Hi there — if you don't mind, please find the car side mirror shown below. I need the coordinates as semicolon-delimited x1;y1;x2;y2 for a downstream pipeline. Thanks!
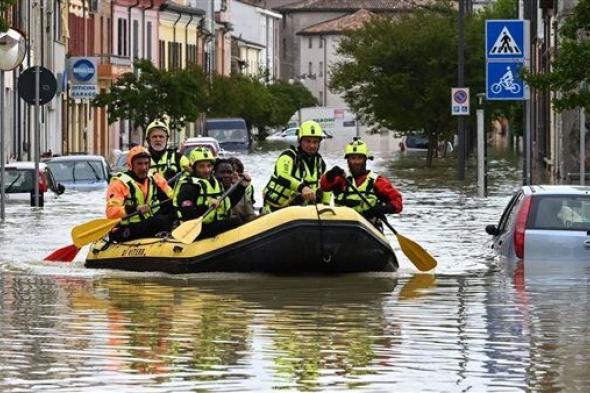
485;224;500;236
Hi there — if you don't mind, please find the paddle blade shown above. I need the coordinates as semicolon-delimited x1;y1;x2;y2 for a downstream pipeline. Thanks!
44;244;80;262
396;233;437;271
71;218;120;248
171;217;203;244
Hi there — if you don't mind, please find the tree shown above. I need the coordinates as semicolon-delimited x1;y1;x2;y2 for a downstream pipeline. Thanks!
93;60;208;134
267;80;317;129
208;75;317;139
330;10;460;165
524;0;590;111
0;0;16;32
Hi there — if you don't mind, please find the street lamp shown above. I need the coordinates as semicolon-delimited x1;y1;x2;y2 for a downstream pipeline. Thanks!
0;28;27;222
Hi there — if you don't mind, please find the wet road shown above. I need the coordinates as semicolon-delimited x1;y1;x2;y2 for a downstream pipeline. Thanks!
1;131;589;392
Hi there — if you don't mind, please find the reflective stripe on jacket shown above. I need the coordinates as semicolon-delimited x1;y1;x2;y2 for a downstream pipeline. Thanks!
174;175;231;224
263;146;330;209
334;171;380;214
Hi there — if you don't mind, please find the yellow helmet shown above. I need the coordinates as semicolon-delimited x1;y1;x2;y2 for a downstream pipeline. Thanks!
189;147;216;166
344;138;372;159
298;120;326;139
145;119;169;138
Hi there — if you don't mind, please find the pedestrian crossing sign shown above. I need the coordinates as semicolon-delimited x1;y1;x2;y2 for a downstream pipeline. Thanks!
486;20;529;61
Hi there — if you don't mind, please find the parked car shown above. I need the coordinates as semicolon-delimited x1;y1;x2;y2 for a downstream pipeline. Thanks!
485;185;590;263
267;127;299;143
46;155;111;191
112;149;129;172
2;162;63;206
180;137;223;158
399;134;453;153
204;118;252;151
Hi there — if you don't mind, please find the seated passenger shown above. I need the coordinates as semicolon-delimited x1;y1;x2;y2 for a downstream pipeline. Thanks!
320;138;403;231
227;157;257;221
106;146;174;242
173;148;251;240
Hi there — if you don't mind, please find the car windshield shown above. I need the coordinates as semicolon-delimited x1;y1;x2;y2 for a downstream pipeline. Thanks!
208;128;248;143
47;160;106;182
115;153;128;169
529;196;590;230
1;169;34;193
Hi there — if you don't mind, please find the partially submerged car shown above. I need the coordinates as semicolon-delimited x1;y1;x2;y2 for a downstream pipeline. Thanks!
180;137;223;158
2;162;63;206
486;185;590;266
46;155;111;191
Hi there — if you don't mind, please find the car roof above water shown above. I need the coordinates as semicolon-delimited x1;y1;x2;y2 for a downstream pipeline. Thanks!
48;155;106;162
523;185;590;196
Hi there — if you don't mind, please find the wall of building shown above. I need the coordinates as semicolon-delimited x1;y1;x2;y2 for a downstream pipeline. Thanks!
299;34;346;108
279;11;346;81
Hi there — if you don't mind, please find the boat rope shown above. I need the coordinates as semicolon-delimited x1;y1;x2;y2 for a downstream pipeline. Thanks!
314;203;331;264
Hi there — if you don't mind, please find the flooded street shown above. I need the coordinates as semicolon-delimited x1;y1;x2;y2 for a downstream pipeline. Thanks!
1;132;589;392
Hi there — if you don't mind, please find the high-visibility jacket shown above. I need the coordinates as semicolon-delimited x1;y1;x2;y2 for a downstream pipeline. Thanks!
263;146;330;210
149;149;189;181
174;175;231;224
334;172;380;214
106;172;172;225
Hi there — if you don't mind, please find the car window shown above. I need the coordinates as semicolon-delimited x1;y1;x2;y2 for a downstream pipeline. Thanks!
498;191;523;232
1;169;34;193
285;128;298;136
528;196;590;230
48;161;107;182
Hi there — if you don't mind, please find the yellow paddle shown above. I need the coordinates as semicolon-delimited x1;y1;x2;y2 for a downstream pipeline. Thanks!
343;178;437;271
71;199;172;248
172;177;244;244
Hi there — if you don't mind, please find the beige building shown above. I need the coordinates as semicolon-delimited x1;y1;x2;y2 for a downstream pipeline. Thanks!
296;9;374;107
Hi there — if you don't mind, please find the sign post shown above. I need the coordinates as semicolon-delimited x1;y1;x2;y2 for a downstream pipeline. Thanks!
451;87;470;116
0;28;27;222
486;19;531;184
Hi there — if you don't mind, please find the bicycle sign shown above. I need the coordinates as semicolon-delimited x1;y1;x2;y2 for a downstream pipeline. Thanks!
486;62;527;100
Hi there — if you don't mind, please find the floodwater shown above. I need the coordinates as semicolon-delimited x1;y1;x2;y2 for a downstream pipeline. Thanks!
1;131;589;392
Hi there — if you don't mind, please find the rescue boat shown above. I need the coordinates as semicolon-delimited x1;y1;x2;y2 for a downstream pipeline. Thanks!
85;205;398;274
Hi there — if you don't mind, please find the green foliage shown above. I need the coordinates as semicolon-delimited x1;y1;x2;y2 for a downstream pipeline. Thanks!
266;80;317;127
0;0;16;32
330;9;460;160
209;76;316;139
525;0;590;111
330;0;522;158
94;60;316;140
93;60;208;133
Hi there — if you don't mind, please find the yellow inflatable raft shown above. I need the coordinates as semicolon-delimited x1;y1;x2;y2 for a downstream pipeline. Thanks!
85;205;398;274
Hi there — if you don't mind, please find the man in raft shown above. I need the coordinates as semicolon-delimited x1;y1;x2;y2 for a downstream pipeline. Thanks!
173;147;252;239
262;120;331;213
106;146;175;241
320;137;403;230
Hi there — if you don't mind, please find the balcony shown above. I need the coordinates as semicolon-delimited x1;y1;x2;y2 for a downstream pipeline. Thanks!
96;54;133;80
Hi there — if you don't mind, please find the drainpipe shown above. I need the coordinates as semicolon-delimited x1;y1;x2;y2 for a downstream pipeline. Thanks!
127;0;140;147
128;0;140;60
172;12;182;69
143;0;155;60
184;14;193;66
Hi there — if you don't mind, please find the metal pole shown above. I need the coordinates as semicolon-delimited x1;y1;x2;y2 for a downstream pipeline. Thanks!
1;71;6;221
581;104;586;185
477;106;485;197
210;0;216;75
457;0;465;180
33;0;43;207
524;98;531;185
